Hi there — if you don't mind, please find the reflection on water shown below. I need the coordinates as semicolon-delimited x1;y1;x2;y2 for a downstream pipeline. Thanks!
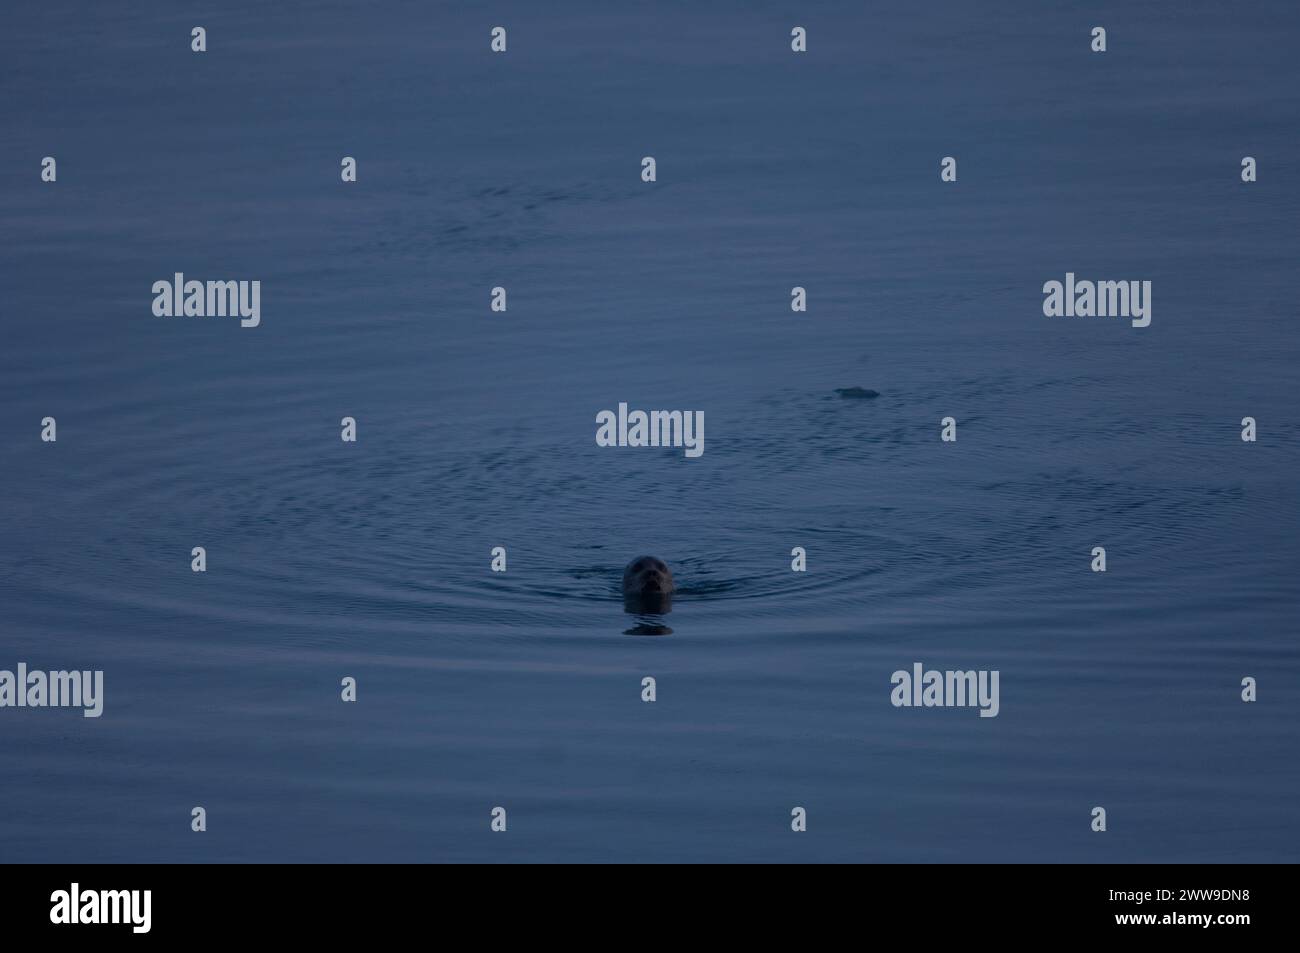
623;617;673;637
623;593;673;616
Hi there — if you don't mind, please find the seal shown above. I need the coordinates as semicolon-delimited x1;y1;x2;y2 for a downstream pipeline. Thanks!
622;555;674;614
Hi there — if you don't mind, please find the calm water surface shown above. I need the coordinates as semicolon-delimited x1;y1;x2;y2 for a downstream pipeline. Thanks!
1;1;1298;862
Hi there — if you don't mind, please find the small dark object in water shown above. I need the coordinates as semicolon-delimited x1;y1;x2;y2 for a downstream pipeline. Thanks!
835;387;880;399
622;555;674;615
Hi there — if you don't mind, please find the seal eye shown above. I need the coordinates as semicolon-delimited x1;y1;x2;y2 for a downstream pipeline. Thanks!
634;560;650;572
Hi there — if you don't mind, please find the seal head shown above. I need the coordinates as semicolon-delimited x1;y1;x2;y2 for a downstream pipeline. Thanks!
622;555;674;614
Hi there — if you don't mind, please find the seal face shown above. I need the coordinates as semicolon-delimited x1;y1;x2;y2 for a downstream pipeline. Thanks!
622;556;674;614
623;556;674;596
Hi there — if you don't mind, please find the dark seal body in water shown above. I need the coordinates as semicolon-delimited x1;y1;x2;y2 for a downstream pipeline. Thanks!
622;555;674;615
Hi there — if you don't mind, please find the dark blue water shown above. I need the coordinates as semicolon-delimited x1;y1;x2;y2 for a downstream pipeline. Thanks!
2;0;1298;862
